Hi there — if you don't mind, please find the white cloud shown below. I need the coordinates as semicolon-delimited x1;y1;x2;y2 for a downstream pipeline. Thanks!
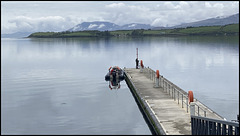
151;1;239;27
163;2;176;9
105;2;125;8
213;3;224;9
104;2;151;25
1;1;239;33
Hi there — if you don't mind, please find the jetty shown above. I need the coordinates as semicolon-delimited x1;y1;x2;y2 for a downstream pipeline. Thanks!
124;66;239;135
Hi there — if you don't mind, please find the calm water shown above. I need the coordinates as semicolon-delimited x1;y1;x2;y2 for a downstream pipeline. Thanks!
1;36;239;134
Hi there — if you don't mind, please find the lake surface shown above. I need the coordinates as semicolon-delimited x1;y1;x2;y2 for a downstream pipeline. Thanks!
1;36;239;134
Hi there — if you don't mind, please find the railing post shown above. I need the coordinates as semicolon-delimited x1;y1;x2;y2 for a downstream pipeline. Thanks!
222;124;226;135
162;76;164;88
168;83;170;95
191;117;194;135
178;91;179;104
154;71;155;82
152;70;154;81
186;97;189;113
149;70;151;79
182;93;184;108
152;70;153;80
190;102;196;116
169;84;171;95
228;125;233;135
212;122;216;135
217;123;221;135
204;120;209;135
159;76;162;87
236;126;239;135
164;81;166;92
205;120;208;135
166;82;167;92
198;106;200;116
148;68;151;79
173;88;176;101
155;78;159;88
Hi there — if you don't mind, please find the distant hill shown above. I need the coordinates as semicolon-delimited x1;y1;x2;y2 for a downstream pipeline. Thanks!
154;13;239;30
67;21;153;31
1;32;33;38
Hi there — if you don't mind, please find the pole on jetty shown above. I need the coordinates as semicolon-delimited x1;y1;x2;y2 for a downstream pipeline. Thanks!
137;48;138;59
136;48;139;69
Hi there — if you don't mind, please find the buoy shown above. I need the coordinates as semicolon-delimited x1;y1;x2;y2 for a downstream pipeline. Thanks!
188;91;194;104
156;70;160;78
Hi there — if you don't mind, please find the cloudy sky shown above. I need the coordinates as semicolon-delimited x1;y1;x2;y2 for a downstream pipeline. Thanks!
1;1;239;34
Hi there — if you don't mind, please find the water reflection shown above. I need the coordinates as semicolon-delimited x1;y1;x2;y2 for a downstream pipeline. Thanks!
105;66;125;90
1;35;239;134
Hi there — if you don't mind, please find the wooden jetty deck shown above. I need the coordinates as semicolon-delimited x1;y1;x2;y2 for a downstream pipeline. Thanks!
124;67;225;135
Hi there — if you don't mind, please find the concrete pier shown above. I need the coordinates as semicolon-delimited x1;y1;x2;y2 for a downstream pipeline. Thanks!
124;68;224;135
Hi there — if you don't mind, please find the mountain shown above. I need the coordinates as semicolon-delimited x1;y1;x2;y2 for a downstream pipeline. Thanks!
1;32;33;38
69;13;239;32
169;13;239;29
67;21;153;31
121;23;153;30
67;21;120;31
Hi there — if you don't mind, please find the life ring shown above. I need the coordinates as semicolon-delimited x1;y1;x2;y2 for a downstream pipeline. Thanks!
156;70;160;78
188;91;194;104
109;66;112;71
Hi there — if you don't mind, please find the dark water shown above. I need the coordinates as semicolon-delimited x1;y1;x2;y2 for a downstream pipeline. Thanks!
1;36;239;134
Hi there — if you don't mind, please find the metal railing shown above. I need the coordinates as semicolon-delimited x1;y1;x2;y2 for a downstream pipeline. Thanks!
142;67;220;118
143;67;190;113
191;115;239;135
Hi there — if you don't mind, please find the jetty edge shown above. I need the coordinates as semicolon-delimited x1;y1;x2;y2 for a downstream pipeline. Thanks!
123;66;236;135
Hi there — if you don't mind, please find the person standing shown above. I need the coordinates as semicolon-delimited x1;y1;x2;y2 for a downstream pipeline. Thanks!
136;58;139;69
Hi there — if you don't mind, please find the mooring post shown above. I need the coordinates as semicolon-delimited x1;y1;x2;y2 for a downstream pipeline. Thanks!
140;60;144;73
154;70;160;88
190;102;196;116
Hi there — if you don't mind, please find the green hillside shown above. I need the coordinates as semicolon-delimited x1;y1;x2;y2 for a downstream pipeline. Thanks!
28;24;239;38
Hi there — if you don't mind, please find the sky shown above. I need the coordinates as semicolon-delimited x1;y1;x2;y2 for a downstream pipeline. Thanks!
1;1;239;34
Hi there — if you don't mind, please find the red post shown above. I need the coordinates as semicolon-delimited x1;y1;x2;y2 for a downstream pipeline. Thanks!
156;70;159;78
